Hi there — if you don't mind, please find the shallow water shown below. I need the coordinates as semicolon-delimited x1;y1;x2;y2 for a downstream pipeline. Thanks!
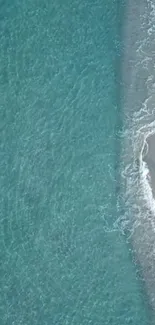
0;0;153;324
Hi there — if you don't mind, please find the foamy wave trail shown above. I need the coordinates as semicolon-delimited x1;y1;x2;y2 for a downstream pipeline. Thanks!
120;0;155;310
140;137;155;217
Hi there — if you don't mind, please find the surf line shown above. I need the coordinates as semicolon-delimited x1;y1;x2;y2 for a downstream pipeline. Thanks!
132;130;155;312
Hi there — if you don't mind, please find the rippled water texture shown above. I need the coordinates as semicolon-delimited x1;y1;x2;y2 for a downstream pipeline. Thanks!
0;1;153;324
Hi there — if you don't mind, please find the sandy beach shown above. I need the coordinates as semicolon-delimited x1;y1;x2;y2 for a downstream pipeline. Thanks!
144;134;155;198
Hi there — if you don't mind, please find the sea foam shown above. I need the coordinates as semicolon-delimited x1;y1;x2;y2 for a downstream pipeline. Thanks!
119;0;155;311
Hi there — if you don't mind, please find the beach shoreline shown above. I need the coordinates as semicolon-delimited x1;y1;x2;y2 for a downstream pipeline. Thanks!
120;0;155;317
143;134;155;199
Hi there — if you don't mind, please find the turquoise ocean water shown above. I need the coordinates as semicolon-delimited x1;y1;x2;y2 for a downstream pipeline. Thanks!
0;0;154;324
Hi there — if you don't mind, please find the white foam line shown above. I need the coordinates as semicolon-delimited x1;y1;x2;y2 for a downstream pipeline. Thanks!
138;131;155;230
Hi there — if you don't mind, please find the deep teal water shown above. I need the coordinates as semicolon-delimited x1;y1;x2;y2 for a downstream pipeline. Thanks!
0;1;153;324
